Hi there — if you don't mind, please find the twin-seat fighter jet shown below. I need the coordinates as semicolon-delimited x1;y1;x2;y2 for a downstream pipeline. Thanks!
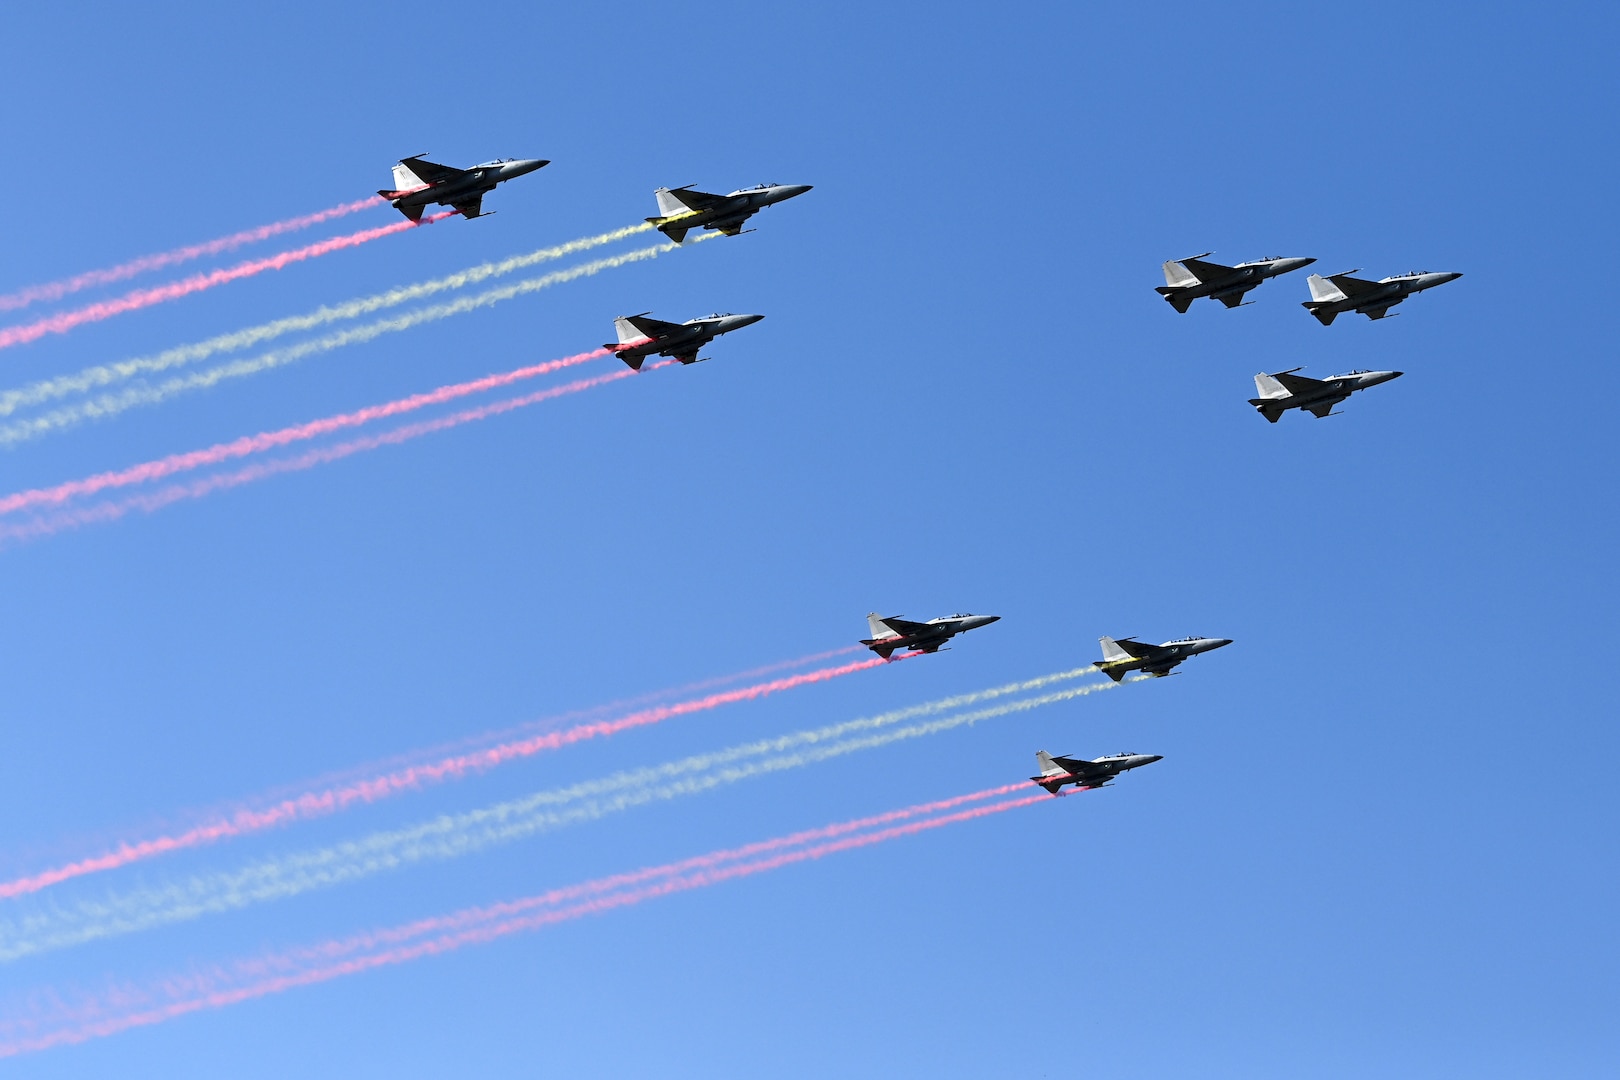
1030;750;1162;796
861;612;1000;659
1302;269;1462;324
605;312;764;370
1095;635;1231;681
1249;368;1403;422
378;155;549;221
1156;253;1316;312
647;183;813;242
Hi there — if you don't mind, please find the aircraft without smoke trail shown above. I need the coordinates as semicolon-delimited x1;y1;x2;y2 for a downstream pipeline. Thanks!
1094;635;1231;681
1302;268;1462;324
378;155;549;221
606;312;764;371
1030;750;1163;796
1156;253;1316;312
1249;367;1403;422
646;183;813;243
860;612;1000;659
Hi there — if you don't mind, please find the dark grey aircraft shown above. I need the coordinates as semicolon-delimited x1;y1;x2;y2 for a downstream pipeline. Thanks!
861;612;1000;659
378;155;549;221
1302;269;1462;324
1095;635;1231;682
605;312;763;370
1031;750;1162;796
646;183;813;243
1249;367;1403;422
1156;253;1316;312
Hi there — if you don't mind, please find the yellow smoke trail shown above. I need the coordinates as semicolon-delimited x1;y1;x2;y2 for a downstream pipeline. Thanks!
0;236;707;448
0;669;1139;962
0;221;656;421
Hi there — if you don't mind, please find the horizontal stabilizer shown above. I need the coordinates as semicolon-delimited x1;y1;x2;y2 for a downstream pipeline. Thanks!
1305;305;1339;326
1249;400;1285;423
616;352;645;372
656;223;690;244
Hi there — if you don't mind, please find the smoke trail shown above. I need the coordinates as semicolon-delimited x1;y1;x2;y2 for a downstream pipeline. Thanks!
0;349;613;516
0;222;658;420
0;236;704;447
0;198;383;314
0;788;1048;1057
0;360;675;546
0;655;890;900
0;672;1130;960
0;213;454;352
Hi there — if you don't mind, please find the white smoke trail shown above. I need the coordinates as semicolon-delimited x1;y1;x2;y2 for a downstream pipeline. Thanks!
0;669;1133;962
0;237;705;447
0;222;657;423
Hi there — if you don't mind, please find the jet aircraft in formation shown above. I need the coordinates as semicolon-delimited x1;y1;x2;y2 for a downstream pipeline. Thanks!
1302;269;1463;324
379;155;549;221
647;183;813;243
1030;750;1162;796
606;312;764;370
1156;253;1316;312
1249;367;1403;421
1095;635;1232;681
860;612;1000;659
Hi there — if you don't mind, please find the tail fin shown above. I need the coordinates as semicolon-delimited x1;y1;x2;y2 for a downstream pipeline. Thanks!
866;613;899;641
614;316;648;345
1249;400;1285;423
657;223;690;244
654;188;691;218
1306;274;1347;303
1305;305;1339;326
616;353;645;372
1252;373;1288;400
1162;260;1200;288
1035;750;1065;776
392;162;427;192
388;202;424;222
1098;636;1132;663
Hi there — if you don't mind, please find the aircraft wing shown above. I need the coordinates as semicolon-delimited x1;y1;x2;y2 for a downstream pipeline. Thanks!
400;156;469;185
879;617;932;637
1178;256;1236;282
1217;291;1251;308
1110;638;1162;660
451;194;485;219
1363;303;1399;319
664;186;729;212
622;314;684;340
1273;371;1330;396
1307;401;1344;418
1327;272;1385;297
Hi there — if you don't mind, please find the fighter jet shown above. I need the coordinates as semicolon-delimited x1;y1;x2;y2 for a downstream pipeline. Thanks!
605;312;764;370
647;183;813;243
1302;269;1463;325
1249;367;1403;422
861;612;1000;659
1095;635;1231;682
1156;253;1316;312
378;154;549;221
1030;750;1162;796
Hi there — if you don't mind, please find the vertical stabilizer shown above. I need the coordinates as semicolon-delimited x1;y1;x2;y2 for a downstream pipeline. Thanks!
1307;274;1348;303
614;316;648;345
1098;636;1132;663
1162;260;1201;288
866;613;899;641
392;162;427;192
1253;373;1288;399
1035;751;1065;776
654;188;691;218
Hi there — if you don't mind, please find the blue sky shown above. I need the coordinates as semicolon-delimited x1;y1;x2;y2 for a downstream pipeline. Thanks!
0;2;1615;1075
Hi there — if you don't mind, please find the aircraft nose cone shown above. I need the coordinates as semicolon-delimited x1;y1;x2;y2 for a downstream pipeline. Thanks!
1144;755;1164;765
778;184;813;199
733;314;765;328
507;159;549;177
1211;638;1233;649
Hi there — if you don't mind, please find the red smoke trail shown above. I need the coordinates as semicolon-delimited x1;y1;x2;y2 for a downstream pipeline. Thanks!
0;348;613;516
0;361;667;546
0;788;1046;1056
0;198;383;314
0;212;453;351
0;654;888;900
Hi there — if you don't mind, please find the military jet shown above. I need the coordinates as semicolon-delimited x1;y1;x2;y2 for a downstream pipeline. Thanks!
378;155;549;221
861;612;1000;659
1095;635;1231;682
1249;367;1403;422
1156;253;1316;312
647;183;813;243
1030;750;1163;796
1302;269;1463;324
605;312;764;370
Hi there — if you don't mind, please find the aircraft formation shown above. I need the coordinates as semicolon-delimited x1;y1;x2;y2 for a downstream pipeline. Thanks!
367;150;1465;801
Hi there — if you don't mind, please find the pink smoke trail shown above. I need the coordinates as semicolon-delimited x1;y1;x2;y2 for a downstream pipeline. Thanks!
0;361;666;546
0;654;890;901
0;348;613;516
0;212;453;351
0;198;383;314
0;788;1047;1056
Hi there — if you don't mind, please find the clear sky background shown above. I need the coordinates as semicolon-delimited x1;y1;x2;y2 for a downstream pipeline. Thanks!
0;2;1615;1075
